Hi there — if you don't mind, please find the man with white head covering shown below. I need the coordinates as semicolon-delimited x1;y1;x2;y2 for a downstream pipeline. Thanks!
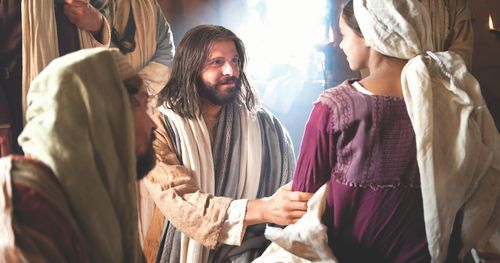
256;0;499;262
0;47;155;262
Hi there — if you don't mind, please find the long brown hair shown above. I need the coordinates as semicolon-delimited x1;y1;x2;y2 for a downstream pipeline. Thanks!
158;24;258;119
342;0;363;37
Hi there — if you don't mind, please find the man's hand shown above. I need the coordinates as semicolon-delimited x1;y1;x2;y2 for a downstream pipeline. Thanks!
245;182;314;226
0;127;12;157
64;0;103;33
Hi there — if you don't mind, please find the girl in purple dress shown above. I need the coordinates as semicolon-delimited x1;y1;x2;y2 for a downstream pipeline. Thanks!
291;0;500;262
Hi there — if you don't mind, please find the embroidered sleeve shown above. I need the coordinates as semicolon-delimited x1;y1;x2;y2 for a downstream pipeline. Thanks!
292;102;336;193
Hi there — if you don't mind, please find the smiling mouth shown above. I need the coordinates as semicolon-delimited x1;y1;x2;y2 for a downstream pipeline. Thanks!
220;82;235;87
218;78;237;89
219;79;236;85
219;76;238;84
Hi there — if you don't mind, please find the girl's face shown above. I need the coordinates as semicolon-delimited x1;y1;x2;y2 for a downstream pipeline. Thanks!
338;16;370;71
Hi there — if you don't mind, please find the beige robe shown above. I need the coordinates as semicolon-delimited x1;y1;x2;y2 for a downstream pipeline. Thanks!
21;0;171;120
21;0;111;120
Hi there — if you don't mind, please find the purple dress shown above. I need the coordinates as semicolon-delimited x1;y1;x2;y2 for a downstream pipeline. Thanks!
292;81;431;262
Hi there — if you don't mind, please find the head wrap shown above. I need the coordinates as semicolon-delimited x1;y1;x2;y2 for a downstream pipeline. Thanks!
354;0;433;59
18;47;144;262
354;1;500;261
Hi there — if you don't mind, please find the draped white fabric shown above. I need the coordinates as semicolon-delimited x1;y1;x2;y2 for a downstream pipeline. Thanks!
354;0;500;262
159;105;262;263
253;184;337;263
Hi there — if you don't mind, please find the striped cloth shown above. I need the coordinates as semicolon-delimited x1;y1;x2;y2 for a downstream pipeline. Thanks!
156;103;295;263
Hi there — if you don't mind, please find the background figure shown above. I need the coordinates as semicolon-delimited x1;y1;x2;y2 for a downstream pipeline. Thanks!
1;0;110;157
23;0;175;106
99;0;175;101
287;0;498;262
21;0;109;121
0;0;174;157
141;25;313;263
0;48;154;262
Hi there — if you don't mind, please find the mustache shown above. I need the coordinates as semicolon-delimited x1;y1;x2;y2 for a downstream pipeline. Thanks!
217;76;239;85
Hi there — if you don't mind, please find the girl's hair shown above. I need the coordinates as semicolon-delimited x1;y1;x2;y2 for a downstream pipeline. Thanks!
342;0;363;36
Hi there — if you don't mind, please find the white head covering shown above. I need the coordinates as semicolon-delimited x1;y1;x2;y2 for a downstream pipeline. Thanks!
354;1;500;262
354;0;433;59
18;47;144;262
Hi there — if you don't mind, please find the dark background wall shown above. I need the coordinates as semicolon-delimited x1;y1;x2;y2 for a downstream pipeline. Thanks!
470;0;500;130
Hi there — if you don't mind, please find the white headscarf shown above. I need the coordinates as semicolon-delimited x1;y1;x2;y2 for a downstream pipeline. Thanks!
18;47;144;262
354;0;500;262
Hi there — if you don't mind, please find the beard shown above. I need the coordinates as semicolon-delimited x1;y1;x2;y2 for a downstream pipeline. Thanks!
136;138;156;180
198;76;241;105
